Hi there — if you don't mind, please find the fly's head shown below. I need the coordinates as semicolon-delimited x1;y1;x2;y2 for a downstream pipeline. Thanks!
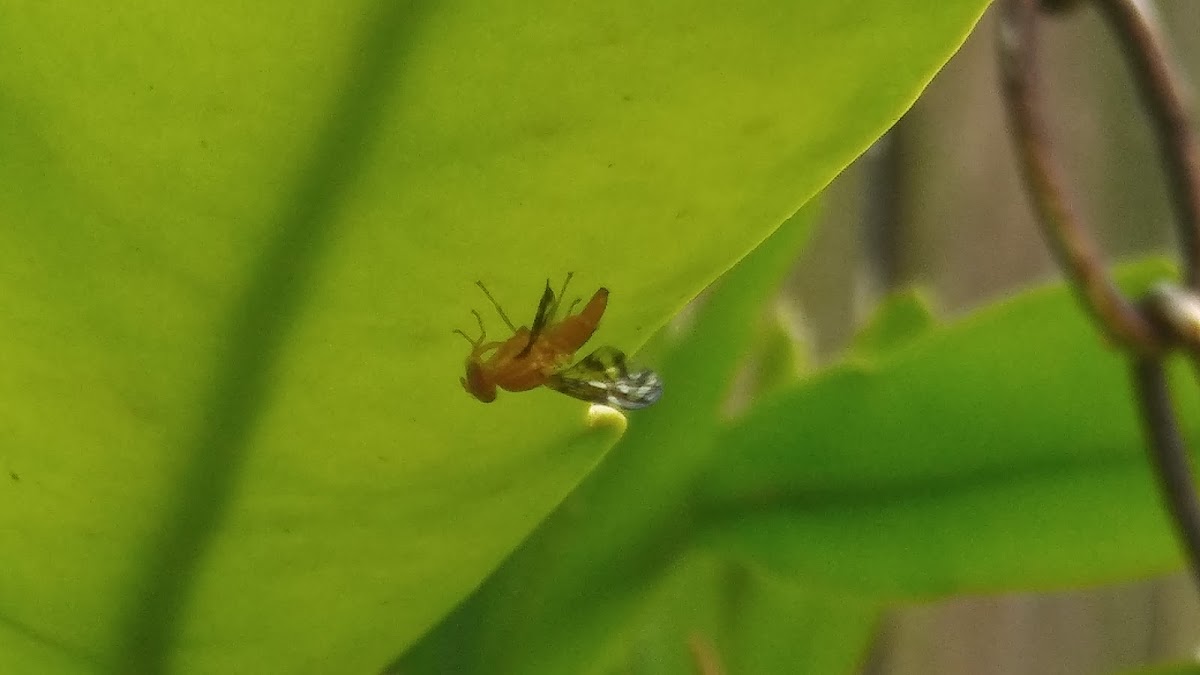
461;359;497;403
455;307;498;403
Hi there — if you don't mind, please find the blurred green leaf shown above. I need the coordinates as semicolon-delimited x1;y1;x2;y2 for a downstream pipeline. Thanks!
592;556;879;675
741;308;811;405
847;289;937;361
0;1;988;673
697;260;1196;598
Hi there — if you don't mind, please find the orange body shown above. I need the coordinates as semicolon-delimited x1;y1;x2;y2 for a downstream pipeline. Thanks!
459;284;608;403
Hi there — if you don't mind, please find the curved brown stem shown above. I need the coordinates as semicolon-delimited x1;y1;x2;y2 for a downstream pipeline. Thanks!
1093;0;1200;289
996;0;1163;354
999;0;1200;592
1131;358;1200;591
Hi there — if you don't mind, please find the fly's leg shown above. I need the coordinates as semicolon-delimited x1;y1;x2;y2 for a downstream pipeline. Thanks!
548;272;574;319
475;281;516;332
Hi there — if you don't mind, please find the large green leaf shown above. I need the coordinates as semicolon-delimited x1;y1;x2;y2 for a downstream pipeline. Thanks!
0;1;987;673
697;261;1198;598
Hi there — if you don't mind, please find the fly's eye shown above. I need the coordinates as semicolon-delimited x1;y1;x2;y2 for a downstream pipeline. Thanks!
463;362;497;402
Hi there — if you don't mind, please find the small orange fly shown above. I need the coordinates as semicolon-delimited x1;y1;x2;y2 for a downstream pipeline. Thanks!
454;273;662;409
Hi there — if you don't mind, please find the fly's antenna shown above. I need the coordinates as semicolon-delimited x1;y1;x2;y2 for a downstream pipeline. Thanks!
550;272;574;318
453;309;487;345
475;281;516;331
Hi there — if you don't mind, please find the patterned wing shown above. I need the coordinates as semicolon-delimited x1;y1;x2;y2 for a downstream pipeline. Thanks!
547;346;663;410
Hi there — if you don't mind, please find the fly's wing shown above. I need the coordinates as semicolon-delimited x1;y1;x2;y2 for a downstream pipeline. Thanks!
518;281;556;358
547;346;663;410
